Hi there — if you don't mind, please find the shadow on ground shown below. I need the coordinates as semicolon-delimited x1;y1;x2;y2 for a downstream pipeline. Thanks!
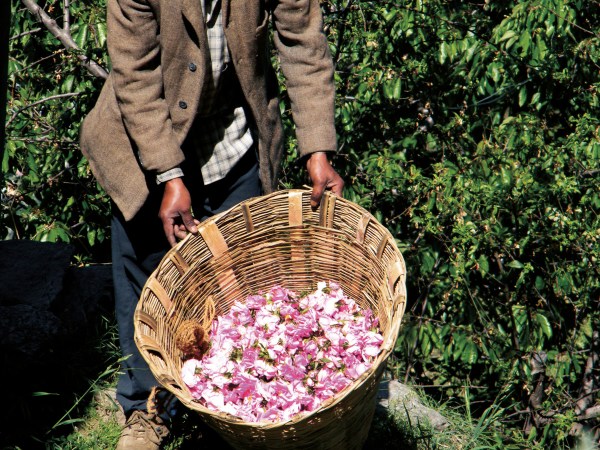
165;409;421;450
0;240;115;449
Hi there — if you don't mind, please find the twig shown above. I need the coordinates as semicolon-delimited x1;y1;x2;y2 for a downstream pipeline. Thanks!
10;49;64;74
9;136;77;144
578;404;600;421
581;168;600;178
541;4;598;37
10;27;42;40
6;92;82;128
418;384;488;389
63;0;70;35
575;330;599;416
20;0;108;79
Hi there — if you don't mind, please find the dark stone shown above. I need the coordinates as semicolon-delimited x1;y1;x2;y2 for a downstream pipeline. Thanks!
0;304;61;356
52;264;114;335
0;240;73;308
0;241;117;448
0;240;114;359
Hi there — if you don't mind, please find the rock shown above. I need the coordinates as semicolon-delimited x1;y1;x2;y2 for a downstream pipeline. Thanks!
0;304;61;355
52;264;113;335
0;240;113;359
0;240;117;449
94;387;126;426
376;379;450;431
0;240;73;308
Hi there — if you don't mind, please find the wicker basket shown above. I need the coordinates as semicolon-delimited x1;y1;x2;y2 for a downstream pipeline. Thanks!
135;189;406;450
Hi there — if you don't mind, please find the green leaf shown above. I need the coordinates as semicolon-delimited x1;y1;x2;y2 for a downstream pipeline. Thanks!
420;329;432;355
535;276;545;290
461;341;479;365
499;30;517;43
518;85;528;107
74;25;89;49
501;166;513;187
519;31;531;56
507;260;524;269
490;64;501;83
61;74;76;94
2;142;12;172
96;22;107;47
453;334;468;361
54;227;71;243
439;42;448;65
392;77;402;100
535;314;553;339
421;251;436;275
54;418;85;427
86;229;96;247
478;254;489;277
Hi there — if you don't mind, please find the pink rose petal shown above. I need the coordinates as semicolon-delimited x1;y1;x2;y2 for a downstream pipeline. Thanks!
181;283;383;423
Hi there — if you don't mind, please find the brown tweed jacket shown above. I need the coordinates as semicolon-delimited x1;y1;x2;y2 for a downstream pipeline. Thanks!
80;0;337;221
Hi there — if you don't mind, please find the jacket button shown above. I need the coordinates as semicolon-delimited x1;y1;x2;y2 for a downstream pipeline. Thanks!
189;62;197;72
179;101;187;109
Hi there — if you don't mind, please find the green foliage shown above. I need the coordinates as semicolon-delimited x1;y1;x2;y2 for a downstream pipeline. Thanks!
304;1;599;447
4;0;600;448
4;0;110;261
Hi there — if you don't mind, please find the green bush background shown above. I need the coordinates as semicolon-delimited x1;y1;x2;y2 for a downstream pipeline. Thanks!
4;0;599;447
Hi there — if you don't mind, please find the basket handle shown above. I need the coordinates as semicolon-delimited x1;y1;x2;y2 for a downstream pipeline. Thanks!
319;191;336;228
146;277;174;316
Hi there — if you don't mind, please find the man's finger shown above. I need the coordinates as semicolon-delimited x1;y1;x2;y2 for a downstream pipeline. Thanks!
162;218;177;247
330;177;344;197
174;224;188;241
310;183;325;209
180;209;198;234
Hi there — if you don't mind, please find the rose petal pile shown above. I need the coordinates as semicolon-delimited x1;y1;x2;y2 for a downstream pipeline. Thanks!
181;282;383;423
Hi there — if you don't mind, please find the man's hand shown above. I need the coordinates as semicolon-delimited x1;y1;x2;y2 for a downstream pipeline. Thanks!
305;151;344;209
159;177;198;246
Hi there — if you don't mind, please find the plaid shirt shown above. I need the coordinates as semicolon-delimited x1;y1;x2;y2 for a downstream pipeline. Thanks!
156;0;253;185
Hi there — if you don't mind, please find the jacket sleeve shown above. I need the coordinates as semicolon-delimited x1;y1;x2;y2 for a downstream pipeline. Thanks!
107;0;185;173
271;0;337;157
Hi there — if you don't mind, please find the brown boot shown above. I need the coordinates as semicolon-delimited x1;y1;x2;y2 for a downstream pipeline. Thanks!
116;410;170;450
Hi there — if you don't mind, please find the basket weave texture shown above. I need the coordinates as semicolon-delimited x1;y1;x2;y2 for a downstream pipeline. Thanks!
135;189;407;450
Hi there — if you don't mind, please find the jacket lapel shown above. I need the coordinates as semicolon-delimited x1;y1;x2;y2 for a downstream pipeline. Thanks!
222;0;230;27
181;0;204;42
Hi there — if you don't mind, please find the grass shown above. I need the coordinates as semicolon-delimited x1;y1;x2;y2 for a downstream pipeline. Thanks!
0;309;496;450
1;370;491;449
33;388;468;450
3;311;595;450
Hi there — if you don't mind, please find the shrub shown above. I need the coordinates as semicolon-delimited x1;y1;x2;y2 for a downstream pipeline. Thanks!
4;0;599;446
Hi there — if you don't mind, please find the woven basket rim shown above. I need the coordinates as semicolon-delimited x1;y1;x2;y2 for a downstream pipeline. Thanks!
134;188;407;429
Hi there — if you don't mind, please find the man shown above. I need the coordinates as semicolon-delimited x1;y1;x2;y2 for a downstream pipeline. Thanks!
80;0;343;447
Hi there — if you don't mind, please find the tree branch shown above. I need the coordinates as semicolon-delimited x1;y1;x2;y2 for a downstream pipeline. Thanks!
10;27;42;41
1;0;10;158
576;330;599;416
578;404;600;421
20;0;107;79
11;49;64;74
63;0;70;35
6;92;82;128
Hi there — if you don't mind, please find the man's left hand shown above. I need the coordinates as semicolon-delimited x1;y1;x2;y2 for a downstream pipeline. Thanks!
305;151;344;209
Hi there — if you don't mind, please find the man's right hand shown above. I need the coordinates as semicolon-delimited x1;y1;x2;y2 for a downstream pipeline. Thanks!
159;177;198;247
